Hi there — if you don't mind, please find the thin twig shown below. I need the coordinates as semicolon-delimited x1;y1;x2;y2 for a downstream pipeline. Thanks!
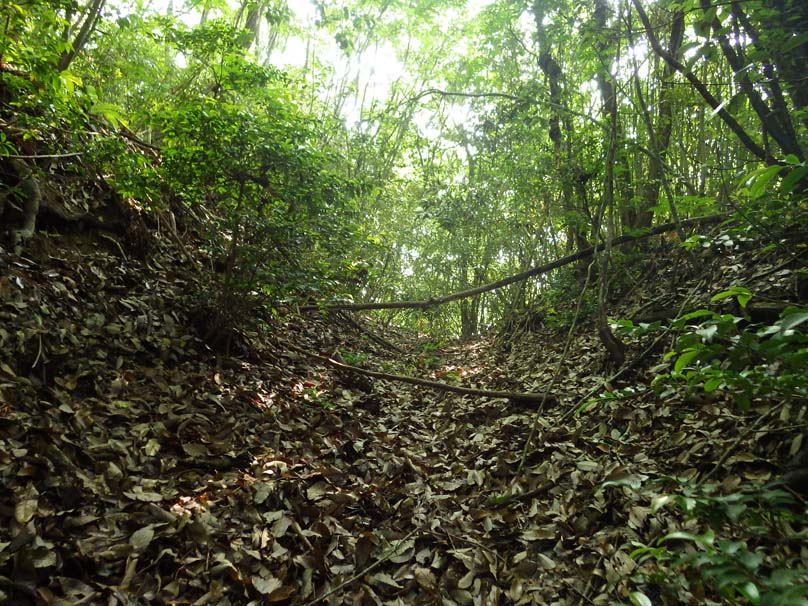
281;339;556;404
2;151;84;159
563;279;707;423
304;526;419;605
700;403;784;484
99;233;127;261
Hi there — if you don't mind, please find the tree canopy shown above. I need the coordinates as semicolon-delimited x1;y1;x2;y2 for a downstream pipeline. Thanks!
2;0;805;337
1;0;807;602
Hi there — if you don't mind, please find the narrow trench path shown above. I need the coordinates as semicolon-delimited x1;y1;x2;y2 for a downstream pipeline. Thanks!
1;237;803;606
273;321;618;604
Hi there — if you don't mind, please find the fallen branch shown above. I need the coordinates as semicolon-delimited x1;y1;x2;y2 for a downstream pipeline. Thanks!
284;342;556;405
303;215;726;312
334;311;407;354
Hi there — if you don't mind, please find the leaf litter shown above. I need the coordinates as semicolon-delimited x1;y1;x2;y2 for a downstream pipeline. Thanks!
0;230;806;605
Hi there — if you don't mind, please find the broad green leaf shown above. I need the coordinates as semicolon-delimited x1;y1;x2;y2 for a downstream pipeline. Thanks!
651;494;672;513
680;309;716;321
711;287;752;308
674;348;699;373
744;165;783;198
704;377;723;392
778;312;808;333
738;581;760;604
661;529;715;547
629;591;652;606
781;165;808;194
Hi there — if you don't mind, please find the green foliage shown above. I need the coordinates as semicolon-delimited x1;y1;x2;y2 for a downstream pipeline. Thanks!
623;480;808;605
149;34;364;303
341;351;370;366
659;304;808;410
615;300;808;411
2;0;806;342
537;266;598;328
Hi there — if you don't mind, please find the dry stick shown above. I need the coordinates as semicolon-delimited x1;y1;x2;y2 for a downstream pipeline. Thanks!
283;340;556;405
335;311;407;354
578;555;605;606
99;232;128;261
3;151;84;159
304;526;419;606
301;215;726;312
699;403;784;485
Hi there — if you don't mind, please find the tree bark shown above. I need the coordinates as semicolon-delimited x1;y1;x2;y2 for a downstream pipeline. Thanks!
701;0;803;160
634;9;683;229
285;342;557;405
532;0;589;253
632;0;774;165
57;0;106;72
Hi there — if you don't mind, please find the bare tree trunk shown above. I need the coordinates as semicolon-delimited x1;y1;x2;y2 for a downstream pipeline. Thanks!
633;8;683;229
592;0;625;367
632;0;773;164
57;0;106;72
532;0;589;253
700;0;804;160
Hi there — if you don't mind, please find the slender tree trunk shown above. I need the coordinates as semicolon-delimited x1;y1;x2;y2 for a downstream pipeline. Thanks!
632;0;774;164
632;8;683;228
700;0;803;160
592;0;626;366
532;0;589;253
628;9;683;233
57;0;106;72
766;0;808;129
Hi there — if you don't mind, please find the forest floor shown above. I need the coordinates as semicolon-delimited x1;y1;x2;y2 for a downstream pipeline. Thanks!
0;221;806;606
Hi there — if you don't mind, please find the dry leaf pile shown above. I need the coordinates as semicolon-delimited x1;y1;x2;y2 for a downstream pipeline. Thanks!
0;229;806;606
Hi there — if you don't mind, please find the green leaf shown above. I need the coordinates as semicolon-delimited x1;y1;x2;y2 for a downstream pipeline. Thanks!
90;102;128;129
674;348;699;373
744;165;783;198
782;31;808;52
629;591;653;606
781;165;808;194
680;309;716;321
738;581;760;604
704;377;723;392
661;529;715;547
778;312;808;333
711;287;752;309
651;494;672;513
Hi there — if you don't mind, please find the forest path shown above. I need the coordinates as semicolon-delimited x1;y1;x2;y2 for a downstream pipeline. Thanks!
0;233;801;605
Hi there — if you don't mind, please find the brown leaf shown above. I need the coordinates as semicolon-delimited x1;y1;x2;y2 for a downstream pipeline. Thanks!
355;533;375;568
15;497;38;524
252;575;282;595
129;525;154;553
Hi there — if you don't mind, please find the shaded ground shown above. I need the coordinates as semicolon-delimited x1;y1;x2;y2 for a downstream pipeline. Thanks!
1;227;806;605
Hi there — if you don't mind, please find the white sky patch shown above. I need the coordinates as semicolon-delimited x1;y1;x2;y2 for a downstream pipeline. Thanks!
272;0;495;129
135;0;496;140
